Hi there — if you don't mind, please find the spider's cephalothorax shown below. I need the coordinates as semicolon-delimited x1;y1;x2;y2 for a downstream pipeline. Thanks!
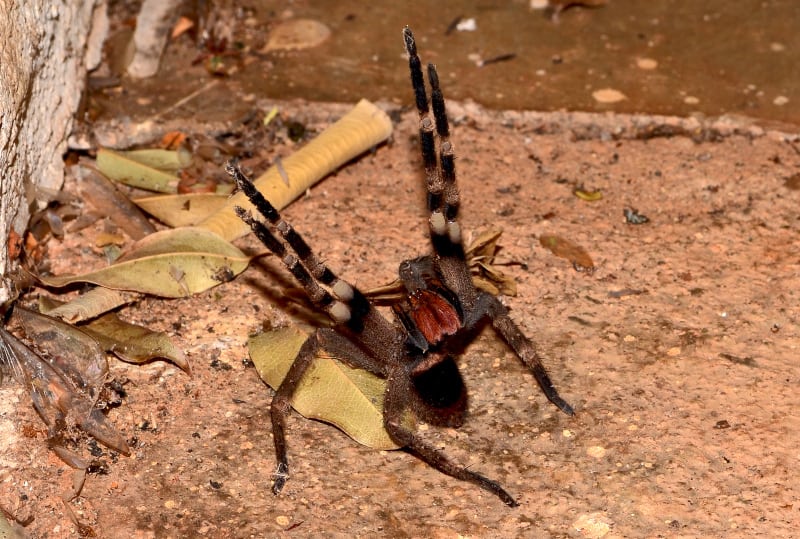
230;27;574;507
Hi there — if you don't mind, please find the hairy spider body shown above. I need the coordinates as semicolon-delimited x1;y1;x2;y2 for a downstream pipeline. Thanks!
230;27;573;507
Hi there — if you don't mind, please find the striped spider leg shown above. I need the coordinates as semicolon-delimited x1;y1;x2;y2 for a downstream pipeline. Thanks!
401;27;573;418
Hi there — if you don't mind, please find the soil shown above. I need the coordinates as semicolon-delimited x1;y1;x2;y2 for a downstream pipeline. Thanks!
2;102;799;538
2;3;800;537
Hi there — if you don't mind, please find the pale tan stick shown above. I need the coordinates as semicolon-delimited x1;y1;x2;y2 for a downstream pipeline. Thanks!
198;99;393;242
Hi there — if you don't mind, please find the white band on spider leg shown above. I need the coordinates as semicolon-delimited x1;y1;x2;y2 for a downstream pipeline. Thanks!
447;221;461;244
430;212;447;235
329;301;352;323
332;280;355;301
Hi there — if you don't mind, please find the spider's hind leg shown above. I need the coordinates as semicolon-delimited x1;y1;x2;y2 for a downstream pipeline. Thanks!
384;362;519;507
480;292;574;416
269;327;392;494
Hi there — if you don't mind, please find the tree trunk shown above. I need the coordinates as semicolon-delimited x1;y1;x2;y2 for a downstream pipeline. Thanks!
0;1;107;305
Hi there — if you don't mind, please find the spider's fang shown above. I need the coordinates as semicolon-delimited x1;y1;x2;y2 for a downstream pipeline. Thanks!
408;289;461;345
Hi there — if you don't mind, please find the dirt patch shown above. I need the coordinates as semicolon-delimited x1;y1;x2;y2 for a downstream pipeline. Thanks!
1;101;798;538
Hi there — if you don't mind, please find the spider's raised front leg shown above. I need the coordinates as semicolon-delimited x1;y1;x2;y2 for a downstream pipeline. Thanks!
403;29;574;417
228;162;401;362
404;27;477;309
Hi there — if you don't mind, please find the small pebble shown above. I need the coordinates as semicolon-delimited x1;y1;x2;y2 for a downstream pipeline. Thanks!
636;57;658;70
587;445;606;458
592;88;627;103
456;18;476;32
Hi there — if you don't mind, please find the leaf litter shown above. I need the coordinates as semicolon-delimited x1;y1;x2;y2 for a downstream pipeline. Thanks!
1;98;396;533
1;313;130;458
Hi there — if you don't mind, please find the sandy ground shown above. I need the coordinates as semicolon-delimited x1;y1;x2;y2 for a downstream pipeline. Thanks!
1;101;798;538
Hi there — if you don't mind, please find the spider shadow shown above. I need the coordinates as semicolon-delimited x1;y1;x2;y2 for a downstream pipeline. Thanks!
242;253;333;329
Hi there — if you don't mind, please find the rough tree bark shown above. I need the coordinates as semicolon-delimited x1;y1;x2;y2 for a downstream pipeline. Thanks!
0;1;107;305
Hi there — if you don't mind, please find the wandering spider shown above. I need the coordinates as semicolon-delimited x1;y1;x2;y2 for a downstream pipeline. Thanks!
228;27;574;507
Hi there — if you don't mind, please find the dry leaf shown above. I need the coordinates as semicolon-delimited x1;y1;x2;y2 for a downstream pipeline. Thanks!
41;288;139;324
573;187;603;201
134;193;228;228
82;312;190;373
263;19;332;53
249;326;401;450
465;229;502;260
160;131;187;149
96;148;183;193
539;234;595;271
171;16;194;40
1;318;130;455
13;307;108;393
78;167;156;240
95;232;126;247
466;229;518;296
366;229;518;301
113;148;192;171
40;227;250;298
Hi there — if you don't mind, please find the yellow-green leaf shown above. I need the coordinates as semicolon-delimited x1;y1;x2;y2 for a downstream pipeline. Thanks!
82;313;190;373
248;327;400;450
97;148;181;193
40;227;250;297
134;193;228;228
573;187;603;201
41;288;140;323
112;148;193;171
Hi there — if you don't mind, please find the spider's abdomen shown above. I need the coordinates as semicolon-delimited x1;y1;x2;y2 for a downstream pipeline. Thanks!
411;356;467;428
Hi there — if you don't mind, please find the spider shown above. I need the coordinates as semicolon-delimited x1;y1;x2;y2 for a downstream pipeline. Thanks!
227;26;574;507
